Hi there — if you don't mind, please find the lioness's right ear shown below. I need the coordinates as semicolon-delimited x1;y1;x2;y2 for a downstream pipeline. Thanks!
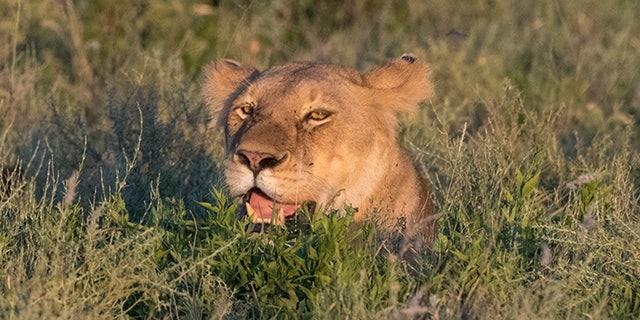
201;59;259;126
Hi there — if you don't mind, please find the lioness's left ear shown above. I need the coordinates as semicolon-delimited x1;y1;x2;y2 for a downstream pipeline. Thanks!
362;54;433;115
202;59;259;126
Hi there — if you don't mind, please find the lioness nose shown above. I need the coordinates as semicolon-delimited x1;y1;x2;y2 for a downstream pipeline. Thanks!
236;150;286;174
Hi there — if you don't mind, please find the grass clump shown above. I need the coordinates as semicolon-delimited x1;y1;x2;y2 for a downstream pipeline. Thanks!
415;82;640;319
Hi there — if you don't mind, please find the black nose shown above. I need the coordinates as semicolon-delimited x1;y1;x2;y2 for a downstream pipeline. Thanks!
236;150;286;174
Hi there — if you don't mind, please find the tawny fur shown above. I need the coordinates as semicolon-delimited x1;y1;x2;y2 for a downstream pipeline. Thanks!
202;54;436;245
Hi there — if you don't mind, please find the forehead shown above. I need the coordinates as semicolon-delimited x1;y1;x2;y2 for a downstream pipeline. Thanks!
242;63;361;99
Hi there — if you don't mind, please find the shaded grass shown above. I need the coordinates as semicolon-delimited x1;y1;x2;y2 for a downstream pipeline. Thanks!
0;0;639;318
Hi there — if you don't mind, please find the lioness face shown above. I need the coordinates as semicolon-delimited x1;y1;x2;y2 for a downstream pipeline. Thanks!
203;55;435;239
223;66;384;220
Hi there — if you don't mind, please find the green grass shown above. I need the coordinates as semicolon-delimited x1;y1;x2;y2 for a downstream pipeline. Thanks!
1;0;639;318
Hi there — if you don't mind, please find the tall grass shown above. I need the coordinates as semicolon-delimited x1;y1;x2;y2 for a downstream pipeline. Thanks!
0;0;639;318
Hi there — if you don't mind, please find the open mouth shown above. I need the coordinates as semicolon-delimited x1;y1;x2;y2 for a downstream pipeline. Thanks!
238;188;316;231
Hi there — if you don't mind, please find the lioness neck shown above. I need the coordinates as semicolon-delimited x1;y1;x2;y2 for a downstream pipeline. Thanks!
357;147;435;244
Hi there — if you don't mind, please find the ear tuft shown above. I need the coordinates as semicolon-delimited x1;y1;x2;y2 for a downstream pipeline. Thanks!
362;54;433;115
400;54;416;64
201;59;259;126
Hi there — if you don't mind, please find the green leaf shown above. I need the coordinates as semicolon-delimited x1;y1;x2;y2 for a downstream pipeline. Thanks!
516;168;524;188
433;233;450;253
451;249;468;261
521;172;540;198
504;189;514;203
197;201;216;212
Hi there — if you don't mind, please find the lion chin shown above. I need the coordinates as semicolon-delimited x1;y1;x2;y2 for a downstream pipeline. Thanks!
202;53;437;246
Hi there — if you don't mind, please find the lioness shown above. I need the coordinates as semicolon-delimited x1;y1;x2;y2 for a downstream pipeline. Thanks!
202;54;435;246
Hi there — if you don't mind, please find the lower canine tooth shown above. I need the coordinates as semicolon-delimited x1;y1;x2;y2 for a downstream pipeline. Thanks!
247;203;266;224
246;203;256;217
276;208;285;225
246;203;286;226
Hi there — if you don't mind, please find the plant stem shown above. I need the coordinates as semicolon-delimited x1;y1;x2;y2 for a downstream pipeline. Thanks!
9;0;22;104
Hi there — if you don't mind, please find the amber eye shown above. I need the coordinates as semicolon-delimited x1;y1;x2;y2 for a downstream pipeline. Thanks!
236;102;255;118
307;110;331;121
241;105;253;114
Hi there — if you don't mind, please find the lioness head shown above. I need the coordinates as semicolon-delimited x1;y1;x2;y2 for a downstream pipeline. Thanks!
202;54;435;244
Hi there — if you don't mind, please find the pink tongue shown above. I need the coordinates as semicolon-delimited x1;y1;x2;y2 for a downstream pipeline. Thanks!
249;189;298;220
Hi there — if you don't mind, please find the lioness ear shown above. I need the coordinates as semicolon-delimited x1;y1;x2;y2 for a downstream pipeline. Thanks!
202;59;259;126
362;54;433;115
